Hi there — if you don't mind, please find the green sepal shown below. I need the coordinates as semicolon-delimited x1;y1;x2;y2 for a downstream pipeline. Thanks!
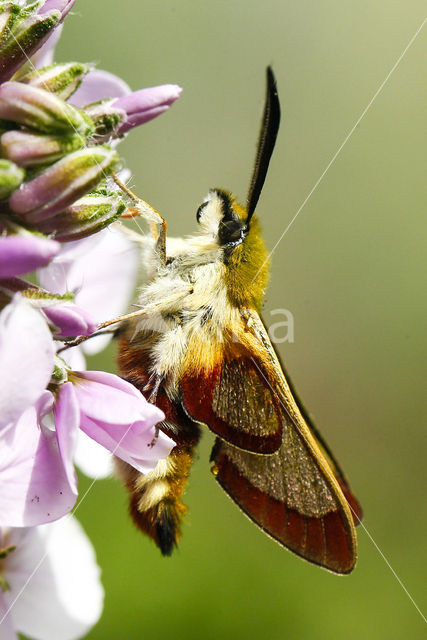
0;11;61;79
0;544;16;560
0;3;21;49
36;191;126;241
20;62;91;101
84;99;126;139
0;157;24;198
21;288;74;303
51;356;69;384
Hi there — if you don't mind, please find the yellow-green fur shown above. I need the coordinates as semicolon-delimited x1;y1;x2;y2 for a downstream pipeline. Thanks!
224;198;270;311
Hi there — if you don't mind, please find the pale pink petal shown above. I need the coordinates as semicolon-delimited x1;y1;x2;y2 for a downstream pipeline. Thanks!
58;343;86;371
75;369;144;400
76;228;139;354
114;84;182;134
73;371;162;424
71;370;175;473
70;69;130;107
39;0;76;18
0;296;54;429
4;517;103;640
0;591;18;640
0;403;77;527
80;415;174;474
38;227;139;355
37;233;102;294
53;382;79;493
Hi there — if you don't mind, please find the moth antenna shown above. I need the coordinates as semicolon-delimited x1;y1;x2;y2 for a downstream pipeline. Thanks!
246;66;281;223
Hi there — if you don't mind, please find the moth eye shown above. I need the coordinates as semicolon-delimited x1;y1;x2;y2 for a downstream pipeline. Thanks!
218;219;247;245
196;202;208;222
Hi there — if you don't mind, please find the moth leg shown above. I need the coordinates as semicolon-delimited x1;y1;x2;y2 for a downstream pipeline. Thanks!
112;171;167;267
59;293;182;350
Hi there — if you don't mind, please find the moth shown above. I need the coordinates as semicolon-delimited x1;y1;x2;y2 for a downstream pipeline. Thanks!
115;67;362;574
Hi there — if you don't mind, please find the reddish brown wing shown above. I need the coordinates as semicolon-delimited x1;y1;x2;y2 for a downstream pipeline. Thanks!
211;419;357;574
277;353;363;524
209;310;360;573
181;356;282;454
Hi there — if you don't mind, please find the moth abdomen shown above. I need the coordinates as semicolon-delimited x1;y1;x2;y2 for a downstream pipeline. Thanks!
155;500;183;556
117;441;199;555
115;333;202;554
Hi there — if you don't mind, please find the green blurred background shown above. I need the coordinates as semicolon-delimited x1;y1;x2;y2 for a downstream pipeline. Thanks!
57;2;426;639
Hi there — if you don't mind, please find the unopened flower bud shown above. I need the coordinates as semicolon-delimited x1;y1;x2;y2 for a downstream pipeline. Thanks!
0;158;24;198
0;275;96;337
20;62;90;101
0;233;60;278
83;85;182;140
0;10;61;82
0;4;21;49
35;193;126;241
84;100;126;141
1;130;85;167
43;301;98;337
9;146;118;221
39;1;76;20
113;84;182;135
0;82;94;136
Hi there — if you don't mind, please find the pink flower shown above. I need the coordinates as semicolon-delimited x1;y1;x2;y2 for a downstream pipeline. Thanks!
0;296;175;527
56;373;174;474
0;370;174;527
0;369;175;526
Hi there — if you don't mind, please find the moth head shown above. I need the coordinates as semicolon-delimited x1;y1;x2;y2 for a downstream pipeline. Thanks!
196;67;280;252
196;189;249;247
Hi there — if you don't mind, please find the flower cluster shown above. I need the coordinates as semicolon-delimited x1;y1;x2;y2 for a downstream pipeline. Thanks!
0;2;179;638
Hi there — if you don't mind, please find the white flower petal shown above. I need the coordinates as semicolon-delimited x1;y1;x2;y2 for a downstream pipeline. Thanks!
0;297;54;429
4;517;104;640
74;429;113;479
38;227;139;356
76;228;139;354
59;344;87;371
37;235;102;295
69;68;131;107
0;591;18;640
